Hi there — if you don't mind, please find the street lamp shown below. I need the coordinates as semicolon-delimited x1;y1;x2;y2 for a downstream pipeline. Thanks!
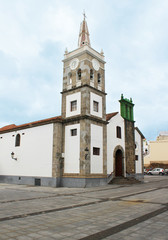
11;152;17;161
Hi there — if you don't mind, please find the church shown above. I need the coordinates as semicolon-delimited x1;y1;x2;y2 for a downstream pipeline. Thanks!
0;15;144;187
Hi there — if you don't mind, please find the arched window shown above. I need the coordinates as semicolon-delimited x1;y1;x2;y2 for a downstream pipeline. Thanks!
15;134;21;147
77;68;81;80
135;142;138;151
90;69;94;80
68;72;72;85
97;73;101;84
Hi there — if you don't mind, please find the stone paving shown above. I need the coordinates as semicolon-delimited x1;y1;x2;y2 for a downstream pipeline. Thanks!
0;175;167;240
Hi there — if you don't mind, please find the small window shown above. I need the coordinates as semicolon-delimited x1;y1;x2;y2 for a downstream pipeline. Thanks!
97;73;101;84
135;155;138;160
15;134;21;147
70;100;77;111
77;68;81;80
90;69;94;80
116;126;121;139
71;129;77;136
93;147;100;155
93;101;99;112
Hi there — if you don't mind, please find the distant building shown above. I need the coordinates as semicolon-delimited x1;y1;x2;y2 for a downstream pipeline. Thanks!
0;15;144;187
143;139;149;155
144;132;168;167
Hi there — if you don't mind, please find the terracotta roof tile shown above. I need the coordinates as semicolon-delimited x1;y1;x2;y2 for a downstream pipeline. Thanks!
0;113;120;133
0;116;62;133
106;112;118;121
0;124;17;131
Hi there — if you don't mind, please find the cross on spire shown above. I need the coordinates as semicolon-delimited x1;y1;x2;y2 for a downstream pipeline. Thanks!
83;10;86;20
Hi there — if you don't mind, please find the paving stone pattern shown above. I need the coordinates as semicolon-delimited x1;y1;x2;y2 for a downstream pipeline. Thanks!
0;175;167;240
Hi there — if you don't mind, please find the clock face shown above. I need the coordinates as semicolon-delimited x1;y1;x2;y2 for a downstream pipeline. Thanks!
92;59;100;71
70;58;79;70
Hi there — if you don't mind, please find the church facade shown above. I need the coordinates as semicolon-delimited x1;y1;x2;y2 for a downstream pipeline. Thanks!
0;16;144;187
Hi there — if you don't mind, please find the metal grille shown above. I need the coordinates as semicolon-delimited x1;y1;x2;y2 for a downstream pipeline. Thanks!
35;178;41;186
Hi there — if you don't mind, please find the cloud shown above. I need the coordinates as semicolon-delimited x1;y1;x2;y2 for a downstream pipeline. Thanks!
0;0;168;140
103;0;168;140
0;51;18;78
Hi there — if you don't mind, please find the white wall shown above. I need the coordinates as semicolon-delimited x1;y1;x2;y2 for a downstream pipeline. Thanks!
66;92;81;118
64;124;80;173
91;124;103;173
135;129;143;173
90;92;102;118
107;114;125;174
0;124;53;177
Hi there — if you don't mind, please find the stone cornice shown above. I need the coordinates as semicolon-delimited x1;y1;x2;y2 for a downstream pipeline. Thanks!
63;45;105;64
61;84;107;95
62;114;108;125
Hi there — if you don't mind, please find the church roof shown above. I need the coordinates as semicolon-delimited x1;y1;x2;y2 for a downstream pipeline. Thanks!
0;112;119;133
106;112;118;121
0;116;62;133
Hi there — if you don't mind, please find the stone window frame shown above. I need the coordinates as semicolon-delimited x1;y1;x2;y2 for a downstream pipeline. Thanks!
71;129;77;136
70;100;77;112
90;69;94;81
93;100;99;112
77;68;81;81
97;73;101;84
68;72;72;85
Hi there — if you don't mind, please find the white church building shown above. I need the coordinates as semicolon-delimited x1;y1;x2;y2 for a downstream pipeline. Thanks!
0;16;144;187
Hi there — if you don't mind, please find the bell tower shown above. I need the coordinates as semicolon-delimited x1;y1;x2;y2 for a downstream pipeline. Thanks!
61;14;107;187
119;94;135;177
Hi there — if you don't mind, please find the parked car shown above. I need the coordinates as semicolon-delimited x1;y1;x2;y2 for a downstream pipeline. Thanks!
147;168;165;175
144;168;150;174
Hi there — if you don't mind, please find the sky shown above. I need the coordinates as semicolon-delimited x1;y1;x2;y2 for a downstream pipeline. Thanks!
0;0;168;141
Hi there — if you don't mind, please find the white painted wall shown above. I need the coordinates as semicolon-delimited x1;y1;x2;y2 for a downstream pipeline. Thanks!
107;114;125;174
91;124;103;173
64;124;80;173
135;129;143;173
0;124;53;177
66;92;81;118
90;92;102;118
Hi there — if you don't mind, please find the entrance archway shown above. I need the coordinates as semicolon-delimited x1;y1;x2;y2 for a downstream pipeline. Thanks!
115;149;123;177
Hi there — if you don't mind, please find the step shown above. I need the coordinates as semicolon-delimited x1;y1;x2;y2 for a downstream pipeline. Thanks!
109;177;142;185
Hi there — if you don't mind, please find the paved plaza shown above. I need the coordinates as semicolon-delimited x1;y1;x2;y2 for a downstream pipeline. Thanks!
0;176;168;240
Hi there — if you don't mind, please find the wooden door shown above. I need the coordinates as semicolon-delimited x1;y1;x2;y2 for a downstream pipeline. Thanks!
115;150;123;176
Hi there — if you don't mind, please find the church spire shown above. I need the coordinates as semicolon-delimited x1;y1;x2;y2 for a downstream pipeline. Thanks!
78;12;91;48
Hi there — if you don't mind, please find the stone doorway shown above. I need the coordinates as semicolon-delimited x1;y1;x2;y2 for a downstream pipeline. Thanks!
115;149;123;177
